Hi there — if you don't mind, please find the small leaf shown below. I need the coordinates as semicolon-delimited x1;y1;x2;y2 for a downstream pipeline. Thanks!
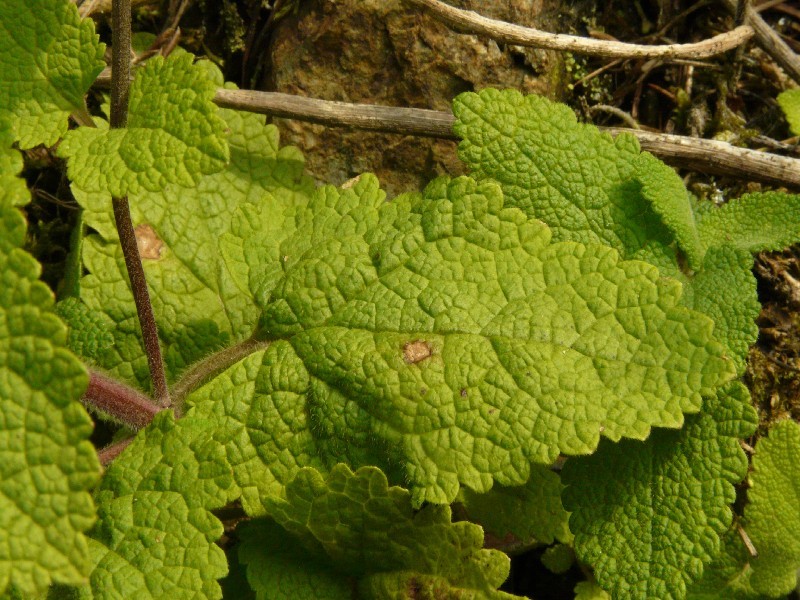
0;0;104;148
457;465;571;545
60;53;229;197
778;88;800;136
453;88;675;260
745;419;800;597
561;382;757;599
680;246;759;376
240;464;517;599
696;192;800;254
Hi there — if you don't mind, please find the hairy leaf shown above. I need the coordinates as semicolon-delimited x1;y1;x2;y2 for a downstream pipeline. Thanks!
561;383;757;599
77;75;312;388
256;174;734;504
241;464;516;599
696;192;800;254
745;419;800;596
0;0;104;148
457;465;571;545
0;135;99;595
60;53;229;197
83;412;234;599
685;528;757;600
453;88;675;260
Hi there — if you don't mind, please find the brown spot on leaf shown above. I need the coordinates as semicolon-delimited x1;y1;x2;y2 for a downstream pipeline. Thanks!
403;340;432;364
460;388;467;397
135;224;164;260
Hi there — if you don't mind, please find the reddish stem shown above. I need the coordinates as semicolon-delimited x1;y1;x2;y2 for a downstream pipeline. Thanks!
83;370;161;430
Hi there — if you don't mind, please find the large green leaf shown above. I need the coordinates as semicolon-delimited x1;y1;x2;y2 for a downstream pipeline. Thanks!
0;134;99;595
254;174;733;505
0;0;104;148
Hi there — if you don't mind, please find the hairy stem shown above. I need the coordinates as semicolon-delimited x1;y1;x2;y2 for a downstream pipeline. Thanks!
83;370;162;430
112;198;170;405
97;437;136;467
110;0;170;406
171;336;271;414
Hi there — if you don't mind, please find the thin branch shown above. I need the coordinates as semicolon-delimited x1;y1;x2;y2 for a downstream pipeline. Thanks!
83;370;161;430
110;0;170;406
605;127;800;188
404;0;754;60
722;0;800;82
171;336;271;413
212;89;800;188
213;89;457;139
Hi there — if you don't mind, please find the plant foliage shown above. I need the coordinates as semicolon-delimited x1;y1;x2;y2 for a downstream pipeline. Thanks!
2;2;800;599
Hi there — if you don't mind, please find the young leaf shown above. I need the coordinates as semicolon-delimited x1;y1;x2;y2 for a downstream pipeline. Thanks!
83;412;235;599
685;528;757;600
0;135;99;595
777;88;800;136
185;342;326;516
76;89;312;388
0;0;104;148
457;464;572;546
696;191;800;253
452;88;675;261
59;53;229;197
561;382;758;599
240;464;517;599
680;246;759;376
744;419;800;596
257;174;734;505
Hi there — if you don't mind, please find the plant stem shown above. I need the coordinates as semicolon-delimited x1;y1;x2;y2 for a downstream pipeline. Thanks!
171;336;271;413
110;0;170;406
97;437;135;466
110;0;131;129
83;370;161;430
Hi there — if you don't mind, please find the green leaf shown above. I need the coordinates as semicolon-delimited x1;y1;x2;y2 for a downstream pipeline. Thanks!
574;580;611;600
696;192;800;254
0;135;99;595
680;246;759;376
745;419;800;597
59;53;229;197
0;0;104;148
241;464;516;599
453;88;675;260
457;464;571;546
561;382;757;599
540;544;575;575
258;174;734;505
55;297;115;360
686;528;758;600
635;152;704;269
84;412;235;599
777;88;800;136
76;78;312;388
186;342;325;516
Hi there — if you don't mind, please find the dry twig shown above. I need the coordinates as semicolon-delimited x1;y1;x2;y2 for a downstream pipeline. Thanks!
211;89;800;189
404;0;754;59
722;0;800;82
